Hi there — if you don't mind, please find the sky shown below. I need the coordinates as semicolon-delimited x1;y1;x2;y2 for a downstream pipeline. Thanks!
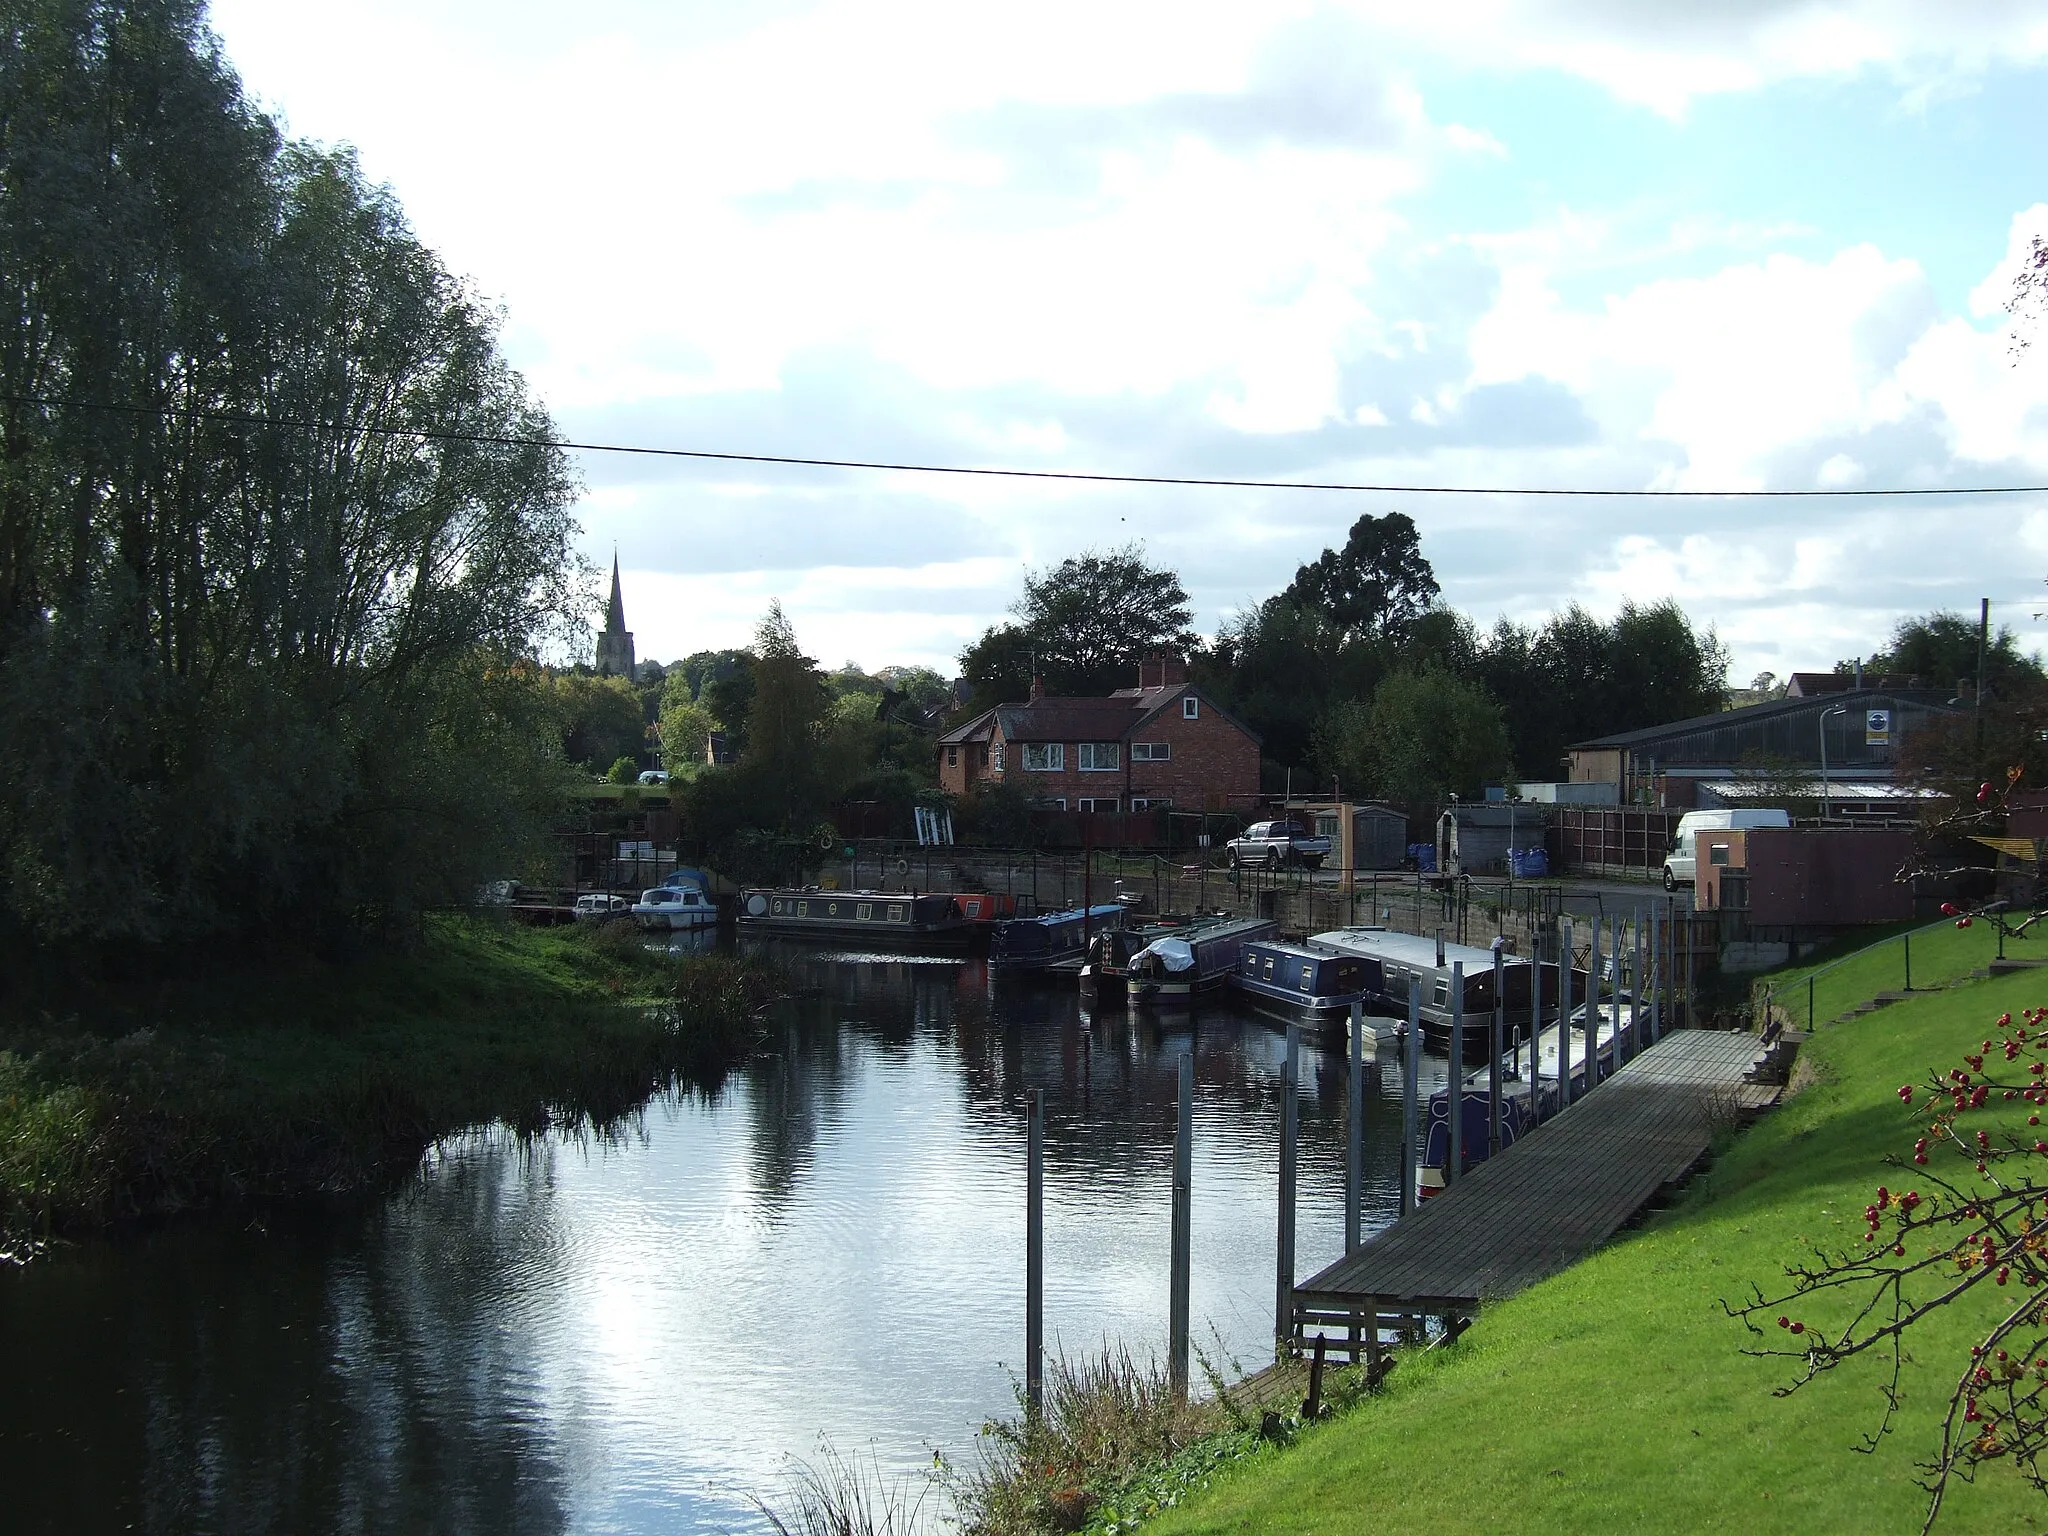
206;0;2048;685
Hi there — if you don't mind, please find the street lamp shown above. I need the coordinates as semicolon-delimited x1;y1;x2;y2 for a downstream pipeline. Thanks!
1819;704;1848;820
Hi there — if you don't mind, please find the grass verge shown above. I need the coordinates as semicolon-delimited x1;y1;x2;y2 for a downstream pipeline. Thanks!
1754;915;2020;1032
1138;968;2048;1533
0;915;780;1261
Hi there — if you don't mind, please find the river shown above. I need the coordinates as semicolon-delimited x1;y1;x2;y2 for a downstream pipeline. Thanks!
0;941;1440;1535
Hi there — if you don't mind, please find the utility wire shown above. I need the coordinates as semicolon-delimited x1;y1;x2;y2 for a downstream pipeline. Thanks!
9;391;2047;499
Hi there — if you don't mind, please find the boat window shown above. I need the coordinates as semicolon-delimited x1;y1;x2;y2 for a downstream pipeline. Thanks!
888;904;905;922
1263;957;1274;978
857;902;872;920
1299;966;1313;991
1244;954;1257;971
1434;978;1450;1006
965;899;981;916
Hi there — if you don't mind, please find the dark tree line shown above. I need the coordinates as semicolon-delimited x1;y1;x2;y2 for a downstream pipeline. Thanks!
0;0;583;946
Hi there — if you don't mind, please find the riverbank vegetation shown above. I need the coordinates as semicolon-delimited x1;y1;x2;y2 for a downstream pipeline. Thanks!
1134;969;2047;1533
0;917;782;1262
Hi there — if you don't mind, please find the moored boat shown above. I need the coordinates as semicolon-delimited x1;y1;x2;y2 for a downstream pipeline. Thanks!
632;869;720;930
738;888;971;944
1230;939;1379;1019
990;903;1124;971
1127;916;1279;1005
1311;926;1562;1062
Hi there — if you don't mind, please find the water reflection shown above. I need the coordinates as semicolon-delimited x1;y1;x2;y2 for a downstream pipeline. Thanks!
1;946;1443;1534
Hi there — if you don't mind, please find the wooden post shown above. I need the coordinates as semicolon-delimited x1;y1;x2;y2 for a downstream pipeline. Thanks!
1303;1333;1327;1420
1276;1023;1300;1354
1346;1001;1364;1254
1027;1087;1044;1415
1402;979;1420;1216
1448;962;1465;1187
1557;919;1575;1109
1489;948;1504;1156
1170;1052;1192;1401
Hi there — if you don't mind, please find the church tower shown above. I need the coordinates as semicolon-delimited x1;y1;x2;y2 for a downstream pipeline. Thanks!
595;551;636;678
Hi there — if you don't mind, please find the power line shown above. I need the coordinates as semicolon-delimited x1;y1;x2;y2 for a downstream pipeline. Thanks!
9;391;2048;499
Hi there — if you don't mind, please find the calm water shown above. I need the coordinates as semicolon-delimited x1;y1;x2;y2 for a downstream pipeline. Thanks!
0;943;1440;1535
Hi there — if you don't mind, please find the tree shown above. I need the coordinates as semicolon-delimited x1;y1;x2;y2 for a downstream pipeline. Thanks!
0;0;582;945
1314;667;1511;803
1010;544;1196;696
548;674;647;774
1280;512;1439;644
1845;612;2047;700
741;602;828;825
958;623;1037;716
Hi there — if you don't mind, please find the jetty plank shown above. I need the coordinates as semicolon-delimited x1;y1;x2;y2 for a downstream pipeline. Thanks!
1295;1030;1769;1325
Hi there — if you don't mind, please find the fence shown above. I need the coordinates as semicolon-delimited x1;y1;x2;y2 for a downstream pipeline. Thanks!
1549;808;1682;877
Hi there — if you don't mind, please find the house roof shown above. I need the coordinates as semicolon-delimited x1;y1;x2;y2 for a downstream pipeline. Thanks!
970;683;1264;747
1569;688;1956;752
937;709;998;746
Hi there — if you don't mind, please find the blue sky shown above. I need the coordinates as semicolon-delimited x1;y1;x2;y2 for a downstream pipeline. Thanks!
207;0;2048;684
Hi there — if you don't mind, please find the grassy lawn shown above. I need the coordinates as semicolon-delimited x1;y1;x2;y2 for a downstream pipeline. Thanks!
1755;914;2021;1032
0;917;775;1254
1148;967;2048;1534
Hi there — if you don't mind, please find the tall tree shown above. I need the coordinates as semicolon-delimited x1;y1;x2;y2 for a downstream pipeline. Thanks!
1314;667;1511;803
1280;511;1439;644
1844;611;2045;699
741;601;828;825
1010;544;1196;696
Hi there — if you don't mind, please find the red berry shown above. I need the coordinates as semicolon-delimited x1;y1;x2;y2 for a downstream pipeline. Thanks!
1789;1321;1805;1334
1777;1316;1789;1329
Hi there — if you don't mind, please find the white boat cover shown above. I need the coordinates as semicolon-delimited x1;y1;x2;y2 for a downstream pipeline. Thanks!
1135;937;1196;973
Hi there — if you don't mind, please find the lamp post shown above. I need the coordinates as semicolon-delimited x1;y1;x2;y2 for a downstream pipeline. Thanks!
1819;704;1848;820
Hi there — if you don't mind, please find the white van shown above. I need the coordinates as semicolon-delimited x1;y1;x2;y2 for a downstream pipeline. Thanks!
1663;808;1791;890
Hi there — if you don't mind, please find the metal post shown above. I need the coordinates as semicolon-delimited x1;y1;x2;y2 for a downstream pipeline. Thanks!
1027;1088;1044;1415
1402;979;1420;1216
1558;919;1575;1108
1448;962;1465;1188
1904;931;1912;991
1586;920;1602;1092
1647;904;1661;1045
1489;949;1504;1156
1631;910;1644;1061
1808;973;1815;1030
1610;917;1625;1068
1170;1053;1192;1400
1527;934;1546;1125
1347;1001;1364;1254
1276;1023;1299;1354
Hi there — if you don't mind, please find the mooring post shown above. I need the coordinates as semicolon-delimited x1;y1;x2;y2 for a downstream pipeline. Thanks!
1027;1087;1044;1415
1448;962;1465;1187
1557;919;1575;1109
1401;979;1420;1216
1170;1051;1193;1401
1611;916;1625;1067
1904;930;1912;992
1346;1001;1364;1255
1586;920;1603;1093
1631;909;1645;1058
1276;1023;1300;1355
1489;948;1504;1156
1647;903;1661;1044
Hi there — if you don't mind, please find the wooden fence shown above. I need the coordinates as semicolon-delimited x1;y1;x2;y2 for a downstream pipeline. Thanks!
1549;808;1683;876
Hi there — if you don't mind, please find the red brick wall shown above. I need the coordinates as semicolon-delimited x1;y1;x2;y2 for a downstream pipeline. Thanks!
979;692;1258;812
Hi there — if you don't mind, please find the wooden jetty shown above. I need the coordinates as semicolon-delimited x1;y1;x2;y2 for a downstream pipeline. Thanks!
1292;1028;1780;1359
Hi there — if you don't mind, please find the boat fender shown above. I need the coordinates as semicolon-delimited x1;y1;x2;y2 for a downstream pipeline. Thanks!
895;857;910;876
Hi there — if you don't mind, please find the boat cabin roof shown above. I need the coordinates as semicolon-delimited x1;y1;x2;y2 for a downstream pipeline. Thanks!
1310;926;1522;972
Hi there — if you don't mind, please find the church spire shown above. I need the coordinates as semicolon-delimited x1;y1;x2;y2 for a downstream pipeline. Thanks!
606;548;627;633
595;547;636;678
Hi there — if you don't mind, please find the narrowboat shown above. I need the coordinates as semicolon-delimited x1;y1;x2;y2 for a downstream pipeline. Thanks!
1230;940;1380;1019
989;903;1125;971
1415;999;1649;1199
1080;917;1203;997
632;869;720;930
1127;916;1280;1005
1310;926;1564;1063
737;888;971;944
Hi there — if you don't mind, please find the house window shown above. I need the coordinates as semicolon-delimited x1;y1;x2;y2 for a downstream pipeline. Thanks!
947;745;959;767
1077;797;1118;813
1708;842;1731;867
992;742;1004;772
1021;742;1064;772
1182;696;1199;720
1129;797;1172;811
1078;742;1120;772
1131;742;1170;761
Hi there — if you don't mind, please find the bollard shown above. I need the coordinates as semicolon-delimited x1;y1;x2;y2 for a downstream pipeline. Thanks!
1402;979;1420;1216
1170;1053;1192;1401
1027;1088;1044;1415
1449;962;1465;1188
1346;1002;1364;1255
1276;1024;1299;1354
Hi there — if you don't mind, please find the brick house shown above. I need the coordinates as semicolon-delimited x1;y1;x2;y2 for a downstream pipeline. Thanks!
936;657;1260;813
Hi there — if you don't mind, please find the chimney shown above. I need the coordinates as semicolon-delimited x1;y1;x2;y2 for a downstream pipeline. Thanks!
1162;655;1187;687
1852;658;1862;689
1139;654;1163;690
1029;673;1045;702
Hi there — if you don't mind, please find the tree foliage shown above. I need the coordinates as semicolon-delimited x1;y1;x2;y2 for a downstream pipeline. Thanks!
0;0;584;945
1314;666;1512;803
1844;612;2047;701
1280;511;1440;645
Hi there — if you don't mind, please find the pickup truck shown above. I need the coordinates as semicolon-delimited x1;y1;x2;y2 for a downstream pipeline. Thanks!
1225;819;1332;870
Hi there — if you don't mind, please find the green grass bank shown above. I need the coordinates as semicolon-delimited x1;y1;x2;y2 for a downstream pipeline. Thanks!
0;917;779;1260
1142;945;2048;1533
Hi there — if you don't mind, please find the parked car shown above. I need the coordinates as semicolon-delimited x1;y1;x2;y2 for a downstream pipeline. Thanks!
1226;819;1332;870
573;892;632;921
1662;808;1790;890
637;769;671;786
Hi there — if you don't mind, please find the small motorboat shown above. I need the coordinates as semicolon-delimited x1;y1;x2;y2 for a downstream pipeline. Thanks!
632;870;719;930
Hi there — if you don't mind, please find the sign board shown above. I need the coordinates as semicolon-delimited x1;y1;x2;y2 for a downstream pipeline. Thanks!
1865;708;1892;747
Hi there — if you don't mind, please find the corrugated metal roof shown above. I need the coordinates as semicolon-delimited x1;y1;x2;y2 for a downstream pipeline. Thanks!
1693;778;1945;801
1571;688;1956;751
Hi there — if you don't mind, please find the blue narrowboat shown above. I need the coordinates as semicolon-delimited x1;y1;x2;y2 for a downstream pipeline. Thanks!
1417;1087;1532;1199
989;903;1125;970
1230;940;1380;1018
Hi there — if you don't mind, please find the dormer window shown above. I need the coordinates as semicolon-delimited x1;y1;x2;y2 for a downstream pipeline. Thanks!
1182;696;1199;720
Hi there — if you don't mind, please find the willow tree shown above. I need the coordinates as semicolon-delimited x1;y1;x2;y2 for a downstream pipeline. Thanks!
0;0;583;945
